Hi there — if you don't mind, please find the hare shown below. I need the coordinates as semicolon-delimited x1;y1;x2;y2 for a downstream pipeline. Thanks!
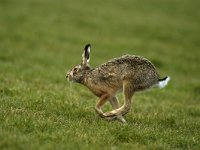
66;44;170;123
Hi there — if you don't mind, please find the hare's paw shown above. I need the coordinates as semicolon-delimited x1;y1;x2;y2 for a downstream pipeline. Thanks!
116;115;127;124
104;115;127;124
95;108;105;118
104;116;118;121
103;110;118;117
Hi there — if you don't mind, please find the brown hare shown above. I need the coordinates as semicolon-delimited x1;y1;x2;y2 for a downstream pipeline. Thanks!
66;44;170;123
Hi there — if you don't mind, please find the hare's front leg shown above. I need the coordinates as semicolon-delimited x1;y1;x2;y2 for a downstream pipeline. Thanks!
95;95;126;123
103;81;134;117
109;97;119;109
95;94;111;117
108;97;127;123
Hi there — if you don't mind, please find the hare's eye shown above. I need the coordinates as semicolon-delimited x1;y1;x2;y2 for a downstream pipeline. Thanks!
73;68;78;72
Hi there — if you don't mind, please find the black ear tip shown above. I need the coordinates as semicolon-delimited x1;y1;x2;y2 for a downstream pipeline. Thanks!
84;44;91;50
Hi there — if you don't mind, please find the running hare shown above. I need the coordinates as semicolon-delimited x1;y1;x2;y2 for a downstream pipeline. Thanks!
66;44;170;123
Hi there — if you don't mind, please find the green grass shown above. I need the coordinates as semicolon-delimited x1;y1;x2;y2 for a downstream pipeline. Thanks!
0;0;200;149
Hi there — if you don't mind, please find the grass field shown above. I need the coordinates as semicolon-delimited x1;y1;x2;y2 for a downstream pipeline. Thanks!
0;0;200;149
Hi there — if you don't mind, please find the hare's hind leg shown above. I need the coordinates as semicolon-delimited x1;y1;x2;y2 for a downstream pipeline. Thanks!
103;81;134;117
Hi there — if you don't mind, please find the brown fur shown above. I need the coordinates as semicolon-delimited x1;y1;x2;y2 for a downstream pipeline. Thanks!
66;45;167;123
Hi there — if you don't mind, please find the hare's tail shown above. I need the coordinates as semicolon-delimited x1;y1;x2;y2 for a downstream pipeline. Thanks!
156;76;170;89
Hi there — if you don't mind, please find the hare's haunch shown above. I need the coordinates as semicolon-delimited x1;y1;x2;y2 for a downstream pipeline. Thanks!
66;44;170;123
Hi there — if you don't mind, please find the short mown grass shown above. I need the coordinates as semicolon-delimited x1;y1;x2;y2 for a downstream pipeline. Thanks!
0;0;200;149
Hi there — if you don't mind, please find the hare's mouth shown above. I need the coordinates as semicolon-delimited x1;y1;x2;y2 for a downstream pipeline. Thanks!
67;76;73;81
66;73;73;81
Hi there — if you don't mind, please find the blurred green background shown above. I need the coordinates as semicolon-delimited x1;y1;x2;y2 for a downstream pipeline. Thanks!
0;0;200;149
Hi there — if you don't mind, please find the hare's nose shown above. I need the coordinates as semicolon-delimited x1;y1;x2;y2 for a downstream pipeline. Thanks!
66;73;69;79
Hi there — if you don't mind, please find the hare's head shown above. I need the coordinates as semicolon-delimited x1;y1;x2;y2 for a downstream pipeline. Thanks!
66;44;91;83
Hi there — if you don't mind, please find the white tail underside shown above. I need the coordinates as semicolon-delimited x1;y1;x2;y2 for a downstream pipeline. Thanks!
158;76;170;88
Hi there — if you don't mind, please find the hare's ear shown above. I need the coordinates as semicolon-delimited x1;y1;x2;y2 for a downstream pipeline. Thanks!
81;44;91;66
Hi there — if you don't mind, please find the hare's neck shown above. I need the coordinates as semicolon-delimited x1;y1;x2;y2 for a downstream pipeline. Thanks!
82;69;104;97
82;69;95;86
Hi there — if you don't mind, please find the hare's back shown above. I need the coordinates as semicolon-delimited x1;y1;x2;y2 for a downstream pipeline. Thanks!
97;55;158;77
104;55;156;70
101;55;159;85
